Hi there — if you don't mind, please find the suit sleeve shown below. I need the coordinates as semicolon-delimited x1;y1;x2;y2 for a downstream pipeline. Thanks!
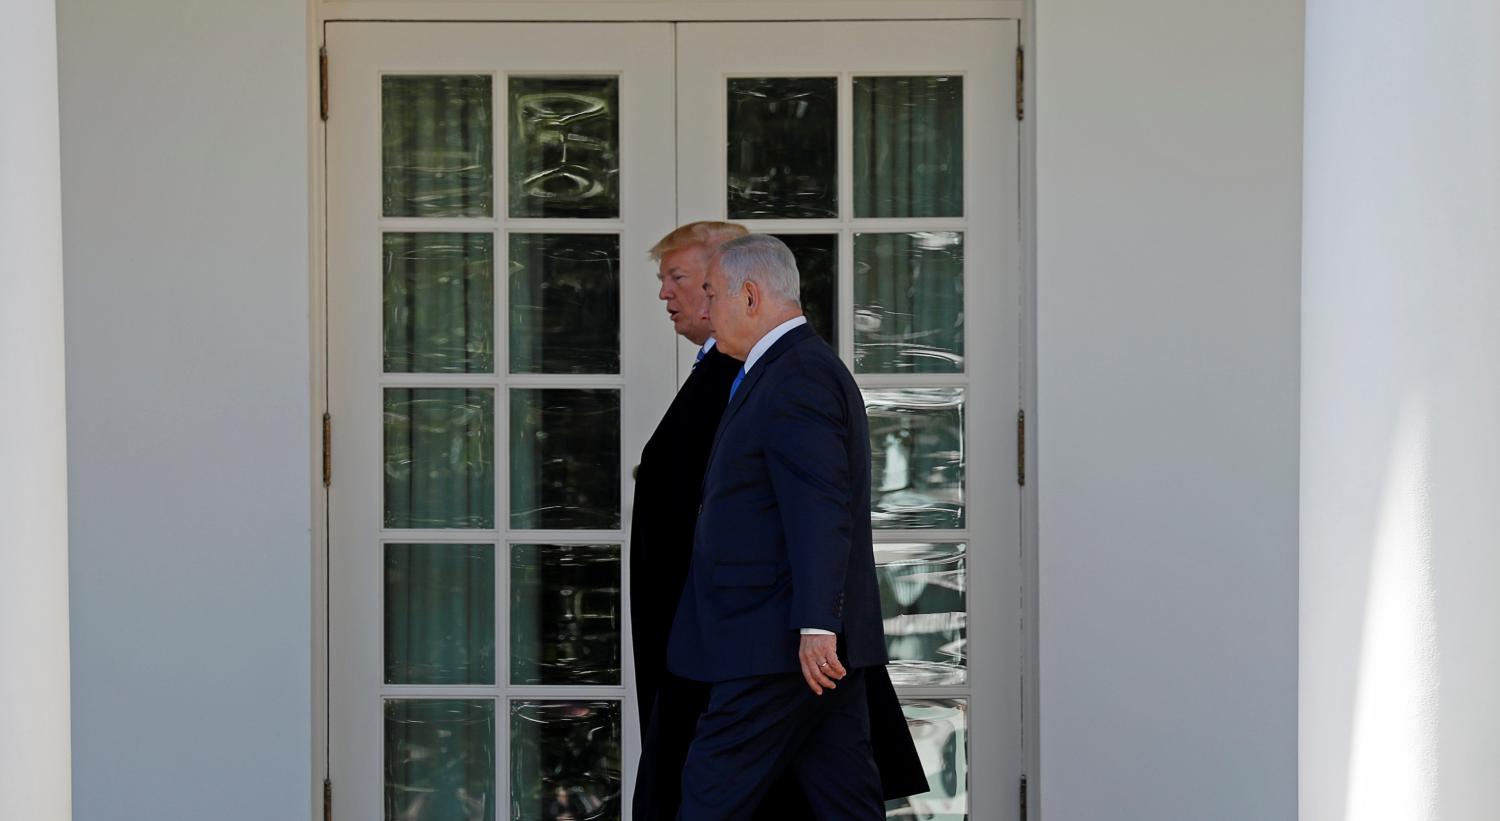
763;364;853;634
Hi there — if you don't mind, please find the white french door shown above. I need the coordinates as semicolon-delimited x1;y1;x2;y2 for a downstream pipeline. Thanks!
676;22;1023;821
325;22;677;821
325;18;1021;821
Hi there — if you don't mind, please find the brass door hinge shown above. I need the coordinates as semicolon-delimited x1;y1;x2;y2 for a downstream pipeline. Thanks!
323;776;332;821
319;46;330;121
1017;410;1026;486
1015;45;1025;122
321;412;332;487
1019;774;1029;821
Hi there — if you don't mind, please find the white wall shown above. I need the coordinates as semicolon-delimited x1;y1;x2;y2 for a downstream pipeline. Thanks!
57;1;312;818
1;0;73;818
1034;2;1303;819
1300;1;1500;819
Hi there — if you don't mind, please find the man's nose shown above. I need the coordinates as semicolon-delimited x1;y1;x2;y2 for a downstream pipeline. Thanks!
658;283;671;301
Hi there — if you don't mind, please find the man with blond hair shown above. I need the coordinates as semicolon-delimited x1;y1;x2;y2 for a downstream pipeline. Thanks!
631;220;753;820
631;225;925;819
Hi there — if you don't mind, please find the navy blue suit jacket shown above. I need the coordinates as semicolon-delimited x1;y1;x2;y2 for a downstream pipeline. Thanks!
668;323;886;682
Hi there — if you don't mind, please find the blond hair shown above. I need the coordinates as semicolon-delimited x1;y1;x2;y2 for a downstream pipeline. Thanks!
649;221;749;261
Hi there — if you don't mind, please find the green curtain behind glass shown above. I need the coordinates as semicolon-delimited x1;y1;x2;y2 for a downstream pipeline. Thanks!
382;75;493;217
385;544;495;685
383;388;495;530
853;76;962;219
856;232;965;373
385;699;496;821
384;233;494;374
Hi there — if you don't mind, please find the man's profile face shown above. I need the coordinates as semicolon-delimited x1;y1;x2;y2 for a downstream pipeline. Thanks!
702;259;753;359
656;244;713;345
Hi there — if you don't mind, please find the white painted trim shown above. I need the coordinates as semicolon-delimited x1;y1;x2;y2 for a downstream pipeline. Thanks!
0;1;72;816
1018;4;1042;818
320;0;1023;22
307;3;330;821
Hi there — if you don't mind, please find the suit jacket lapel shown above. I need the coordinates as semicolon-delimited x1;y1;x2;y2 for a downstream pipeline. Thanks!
703;324;817;477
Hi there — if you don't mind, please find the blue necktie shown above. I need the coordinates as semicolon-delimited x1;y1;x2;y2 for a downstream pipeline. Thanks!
729;367;746;399
695;346;708;366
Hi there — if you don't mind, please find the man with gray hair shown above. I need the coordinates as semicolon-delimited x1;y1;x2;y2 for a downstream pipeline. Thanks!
667;234;893;819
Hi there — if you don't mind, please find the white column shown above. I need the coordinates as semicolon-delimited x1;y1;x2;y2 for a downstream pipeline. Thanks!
0;0;72;818
1301;2;1500;820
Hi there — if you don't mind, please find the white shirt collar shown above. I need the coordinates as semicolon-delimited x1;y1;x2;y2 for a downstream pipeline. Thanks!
698;337;717;357
743;316;807;373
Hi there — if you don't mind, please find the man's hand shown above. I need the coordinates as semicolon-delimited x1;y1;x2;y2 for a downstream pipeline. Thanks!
798;633;847;695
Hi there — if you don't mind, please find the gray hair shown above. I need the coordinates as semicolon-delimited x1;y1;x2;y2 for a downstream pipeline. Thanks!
712;234;801;306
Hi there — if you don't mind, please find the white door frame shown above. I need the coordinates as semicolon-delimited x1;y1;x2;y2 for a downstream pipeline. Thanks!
306;4;1040;820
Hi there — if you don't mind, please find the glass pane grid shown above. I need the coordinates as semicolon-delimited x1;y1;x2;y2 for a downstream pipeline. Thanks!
379;69;636;821
378;64;987;821
722;73;969;390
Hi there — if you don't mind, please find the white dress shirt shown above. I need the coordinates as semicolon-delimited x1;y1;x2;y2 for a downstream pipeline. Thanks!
742;315;805;374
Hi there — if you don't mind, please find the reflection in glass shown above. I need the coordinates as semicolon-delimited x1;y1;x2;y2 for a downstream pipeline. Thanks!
386;699;496;821
773;234;837;348
509;234;620;374
727;77;838;219
885;699;968;821
865;388;965;530
509;77;619;218
386;544;495;685
511;701;621;821
384;233;494;374
511;544;621;685
854;232;965;374
854;76;964;218
385;389;495;529
383;75;493;217
876;544;966;685
510;390;620;530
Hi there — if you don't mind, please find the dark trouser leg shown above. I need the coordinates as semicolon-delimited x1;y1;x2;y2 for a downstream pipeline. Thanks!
786;669;883;821
678;669;882;821
751;774;817;821
634;674;711;821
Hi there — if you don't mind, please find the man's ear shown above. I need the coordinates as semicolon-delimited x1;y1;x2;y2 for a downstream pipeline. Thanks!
743;279;760;314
